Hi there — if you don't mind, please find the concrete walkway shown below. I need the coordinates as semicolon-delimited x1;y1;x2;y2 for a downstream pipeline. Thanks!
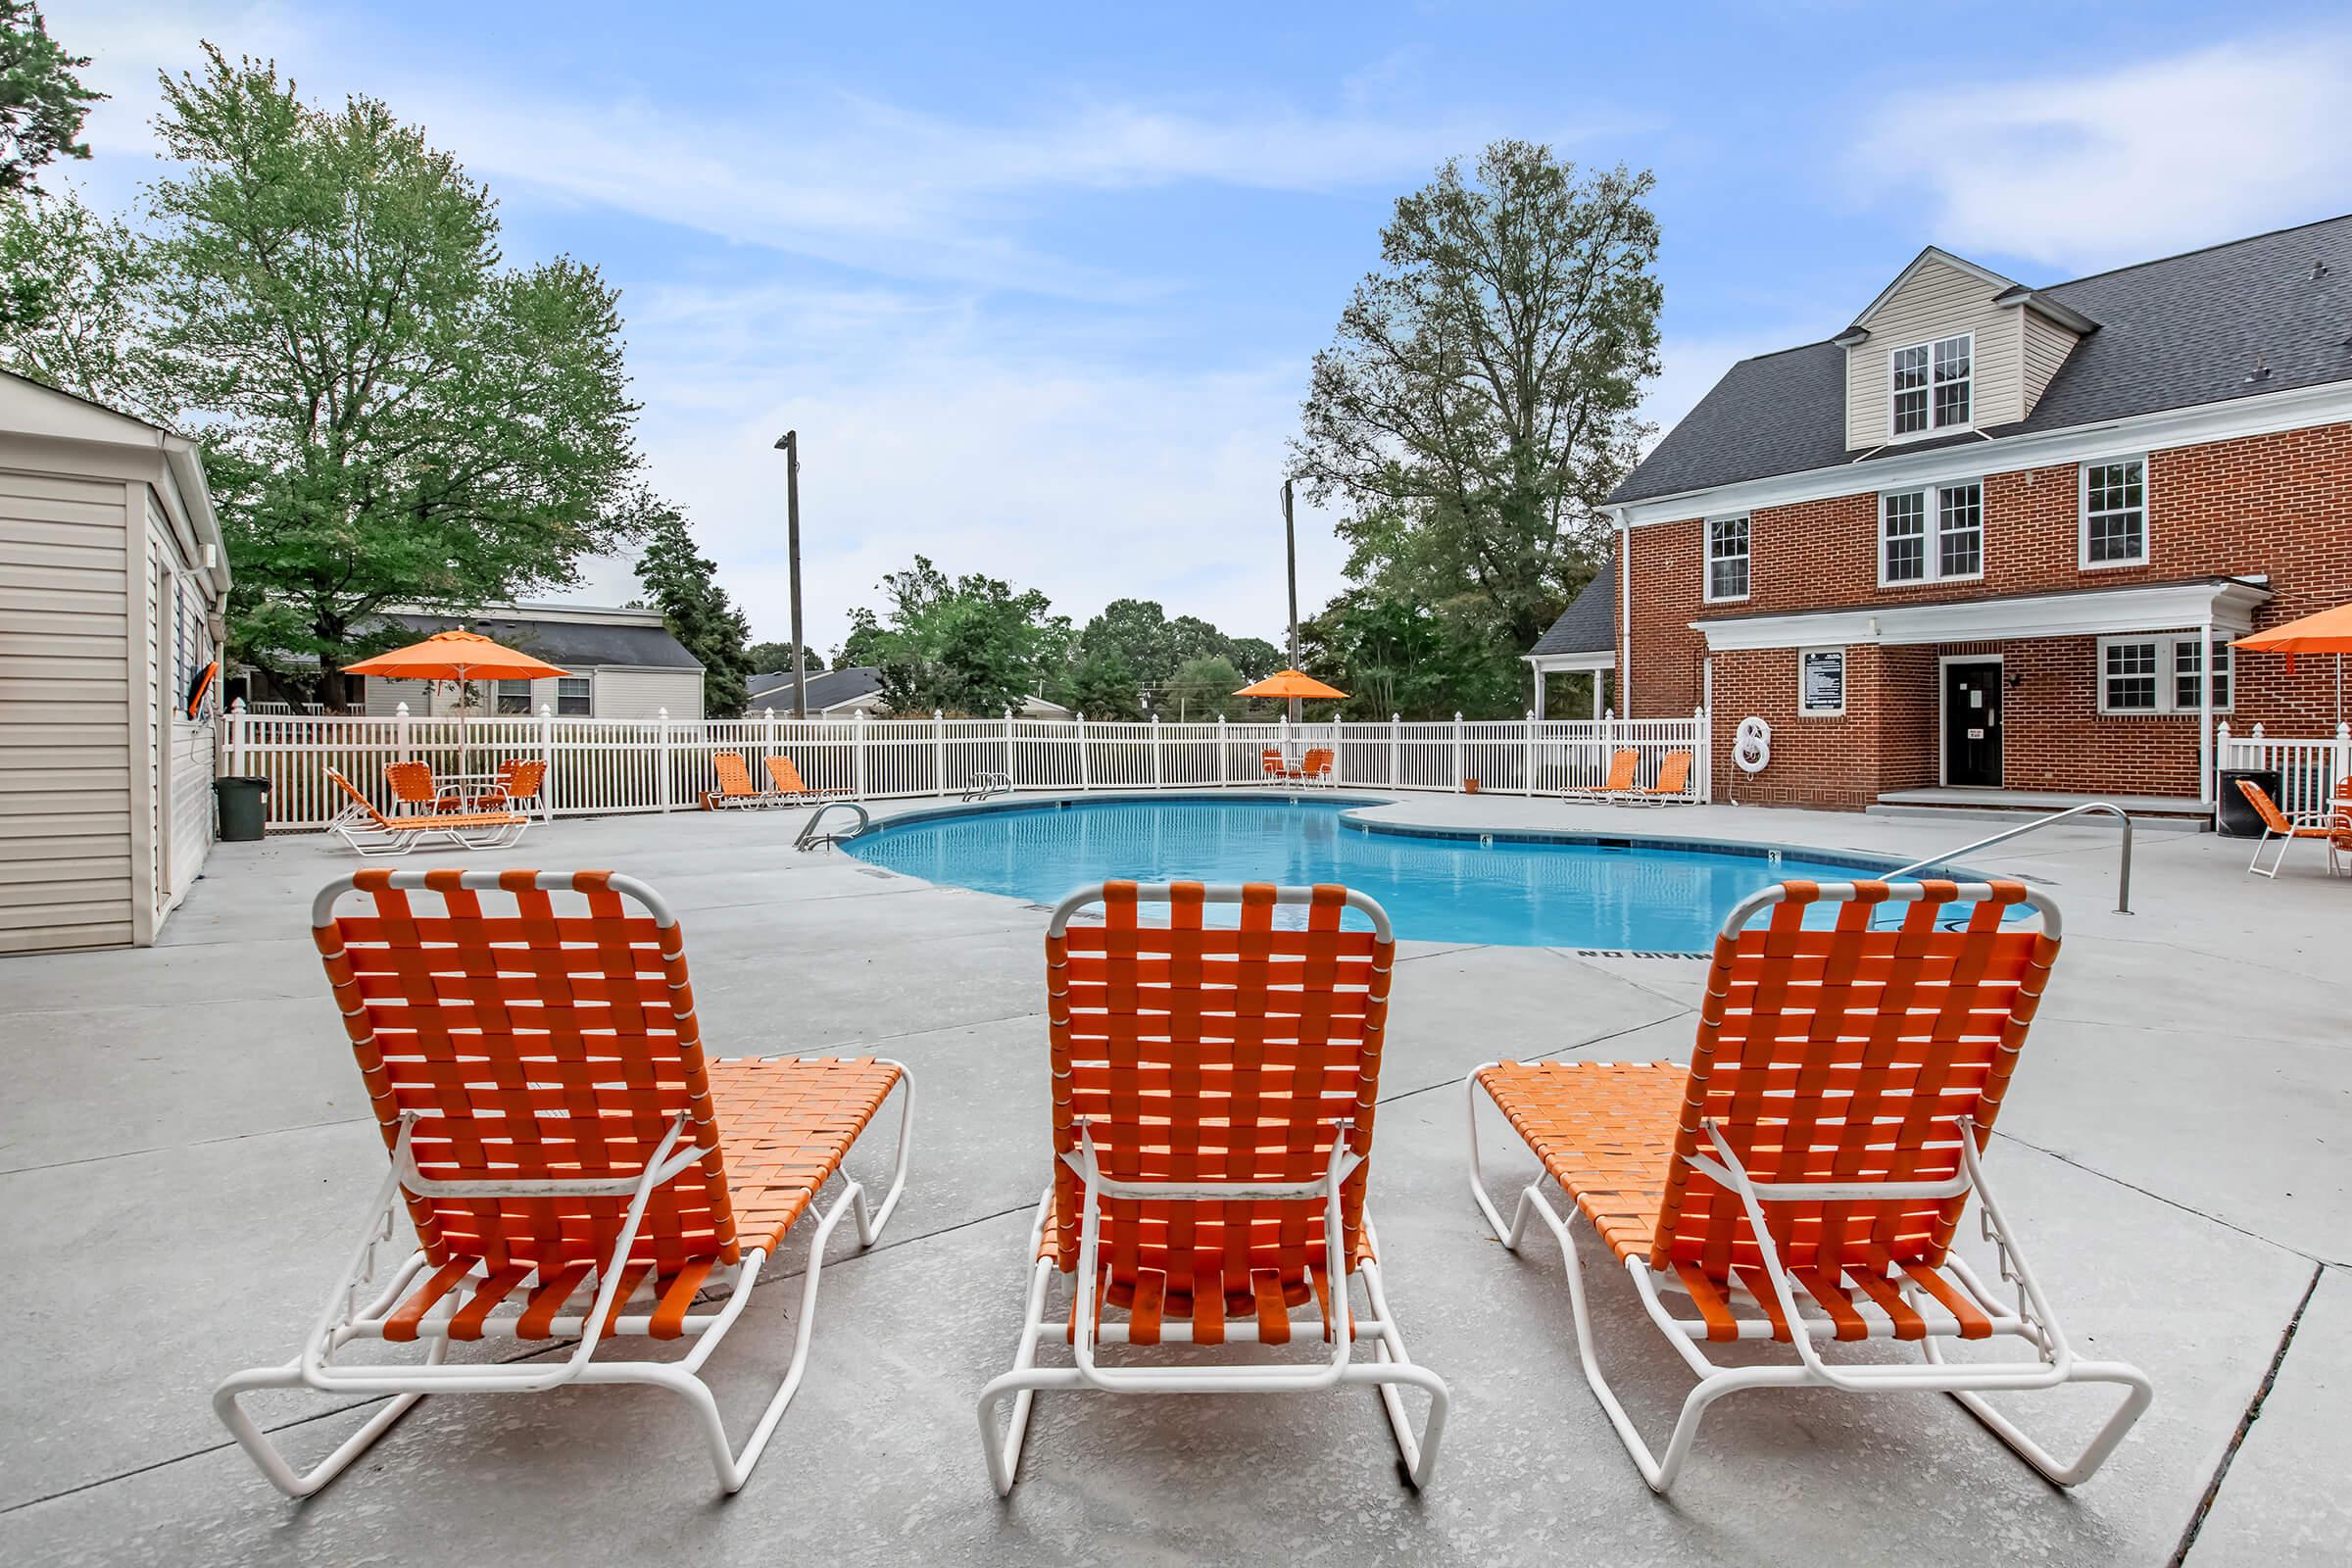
1;793;2341;1566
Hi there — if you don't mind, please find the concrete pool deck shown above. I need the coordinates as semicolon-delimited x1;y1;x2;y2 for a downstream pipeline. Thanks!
0;792;2342;1565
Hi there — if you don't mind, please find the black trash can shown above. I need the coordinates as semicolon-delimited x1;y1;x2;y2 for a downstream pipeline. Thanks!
2215;768;2280;838
214;775;271;842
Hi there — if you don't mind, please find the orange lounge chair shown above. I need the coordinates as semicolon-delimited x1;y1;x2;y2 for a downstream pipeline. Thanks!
703;751;786;809
1299;746;1337;786
1563;747;1641;802
2236;777;2344;877
1260;747;1301;781
475;759;546;813
325;767;526;856
1464;877;2150;1494
765;754;853;801
978;881;1450;1493
381;760;455;815
1624;749;1693;805
214;868;914;1497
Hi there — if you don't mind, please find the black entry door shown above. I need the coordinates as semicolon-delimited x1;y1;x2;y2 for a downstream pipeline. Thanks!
1943;661;2003;787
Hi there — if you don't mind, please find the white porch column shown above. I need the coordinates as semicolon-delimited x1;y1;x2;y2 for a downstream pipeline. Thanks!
1533;665;1547;721
1592;672;1605;719
2198;616;2215;805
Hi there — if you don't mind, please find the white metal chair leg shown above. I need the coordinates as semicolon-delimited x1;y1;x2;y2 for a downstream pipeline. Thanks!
977;1191;1058;1495
212;1341;450;1498
1931;1350;2156;1486
1355;1256;1450;1488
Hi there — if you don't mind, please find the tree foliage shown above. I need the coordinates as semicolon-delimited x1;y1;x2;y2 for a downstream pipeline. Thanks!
1068;598;1280;710
1299;590;1525;720
0;188;158;394
0;1;101;195
1292;141;1659;712
746;639;824;677
845;555;1071;716
1165;655;1244;720
143;47;654;708
635;504;753;716
1063;648;1145;720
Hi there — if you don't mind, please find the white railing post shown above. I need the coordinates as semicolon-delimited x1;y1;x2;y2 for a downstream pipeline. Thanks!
395;701;412;764
1151;712;1162;788
657;708;673;811
934;710;947;797
854;709;868;799
228;698;248;775
1693;706;1709;802
1452;711;1465;793
2337;722;2351;799
1004;708;1015;783
539;705;555;820
1390;713;1400;787
1217;715;1228;786
1076;712;1091;791
1523;710;1537;797
1333;717;1346;787
765;705;778;766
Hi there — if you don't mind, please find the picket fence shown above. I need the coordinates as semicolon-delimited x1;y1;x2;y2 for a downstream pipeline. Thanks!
221;702;1714;832
2216;720;2352;819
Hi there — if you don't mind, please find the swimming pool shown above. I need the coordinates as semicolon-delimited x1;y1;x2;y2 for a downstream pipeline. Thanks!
845;796;1928;952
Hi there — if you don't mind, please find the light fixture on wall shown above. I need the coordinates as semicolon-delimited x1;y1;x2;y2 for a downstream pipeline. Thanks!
2007;671;2026;691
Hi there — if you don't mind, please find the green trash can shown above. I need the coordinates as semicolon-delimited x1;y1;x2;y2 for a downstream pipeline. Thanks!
214;775;270;842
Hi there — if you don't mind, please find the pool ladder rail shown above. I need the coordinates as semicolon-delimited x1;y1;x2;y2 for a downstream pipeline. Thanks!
795;800;871;853
1884;802;2133;915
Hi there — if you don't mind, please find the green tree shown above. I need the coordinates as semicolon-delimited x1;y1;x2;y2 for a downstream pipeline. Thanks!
148;47;653;709
0;2;101;195
1165;655;1243;720
1225;636;1283;680
746;639;824;677
635;505;753;716
1075;598;1177;689
0;188;159;394
1063;648;1144;719
846;555;1070;715
1293;141;1659;699
1300;590;1524;720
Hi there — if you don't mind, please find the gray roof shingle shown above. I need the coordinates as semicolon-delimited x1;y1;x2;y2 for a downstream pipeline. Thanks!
1612;214;2352;506
1530;560;1617;655
747;665;883;711
386;612;701;670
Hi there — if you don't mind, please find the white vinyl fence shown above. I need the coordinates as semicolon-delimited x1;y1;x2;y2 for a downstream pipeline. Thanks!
2217;720;2352;819
222;702;1713;832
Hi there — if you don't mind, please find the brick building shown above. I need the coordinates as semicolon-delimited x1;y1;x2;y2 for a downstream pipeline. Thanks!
1528;217;2352;811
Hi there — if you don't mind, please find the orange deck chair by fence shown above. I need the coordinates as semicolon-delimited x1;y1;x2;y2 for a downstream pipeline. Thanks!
476;759;546;813
1625;749;1693;805
1299;746;1337;785
213;868;915;1497
2235;777;2344;877
381;760;452;814
704;752;785;809
324;768;528;857
1260;747;1300;781
766;754;854;801
1564;747;1642;803
1463;878;2151;1494
978;881;1451;1494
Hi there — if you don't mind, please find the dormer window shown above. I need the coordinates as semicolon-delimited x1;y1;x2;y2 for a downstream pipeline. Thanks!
1890;333;1972;436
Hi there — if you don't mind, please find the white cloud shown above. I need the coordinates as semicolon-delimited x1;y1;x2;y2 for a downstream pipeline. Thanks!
1851;32;2352;271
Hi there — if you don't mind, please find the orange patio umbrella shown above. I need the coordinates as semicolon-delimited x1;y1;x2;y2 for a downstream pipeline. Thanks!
2233;601;2352;722
344;628;571;774
1233;668;1348;701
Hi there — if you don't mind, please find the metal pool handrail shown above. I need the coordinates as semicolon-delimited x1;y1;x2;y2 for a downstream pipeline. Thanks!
796;800;871;852
1883;802;2133;915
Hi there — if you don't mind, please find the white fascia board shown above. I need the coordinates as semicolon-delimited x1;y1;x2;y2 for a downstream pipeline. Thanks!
1524;651;1616;671
1617;378;2352;528
1691;578;2273;652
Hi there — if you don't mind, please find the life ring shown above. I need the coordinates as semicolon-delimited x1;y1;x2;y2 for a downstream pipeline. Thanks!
1734;715;1771;774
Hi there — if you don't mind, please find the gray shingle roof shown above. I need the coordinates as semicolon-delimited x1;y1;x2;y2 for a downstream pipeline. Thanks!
385;612;701;669
747;665;883;711
1530;560;1617;655
1612;214;2352;506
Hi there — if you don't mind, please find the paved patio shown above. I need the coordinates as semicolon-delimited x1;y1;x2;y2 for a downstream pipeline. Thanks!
1;793;2342;1566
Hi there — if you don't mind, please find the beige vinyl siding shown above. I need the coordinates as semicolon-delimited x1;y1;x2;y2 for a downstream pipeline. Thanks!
592;666;704;719
0;466;134;952
2020;308;2080;417
1844;257;2026;449
156;493;216;906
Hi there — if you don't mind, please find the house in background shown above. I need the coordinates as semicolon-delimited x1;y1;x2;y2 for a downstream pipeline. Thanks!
1535;214;2352;812
746;664;1072;718
345;605;705;720
1525;558;1617;717
0;369;228;953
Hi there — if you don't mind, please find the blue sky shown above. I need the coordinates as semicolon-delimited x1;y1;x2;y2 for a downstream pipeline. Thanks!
63;1;2352;655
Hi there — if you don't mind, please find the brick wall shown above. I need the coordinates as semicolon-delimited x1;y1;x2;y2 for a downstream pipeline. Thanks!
1621;419;2352;806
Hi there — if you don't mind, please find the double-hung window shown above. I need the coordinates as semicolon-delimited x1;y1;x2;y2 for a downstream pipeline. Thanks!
2081;458;2148;568
1705;514;1749;603
1890;333;1971;436
1880;480;1983;586
495;678;533;715
2098;634;2230;714
556;675;592;716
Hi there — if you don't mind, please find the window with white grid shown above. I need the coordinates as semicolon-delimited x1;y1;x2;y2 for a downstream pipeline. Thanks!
1880;481;1983;585
1890;333;1971;436
2081;458;2148;568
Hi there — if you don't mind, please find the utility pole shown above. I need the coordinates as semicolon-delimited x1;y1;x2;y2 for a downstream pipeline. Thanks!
1282;478;1301;724
774;430;807;717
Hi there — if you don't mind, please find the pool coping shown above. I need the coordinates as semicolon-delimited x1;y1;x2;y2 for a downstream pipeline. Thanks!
851;788;2002;887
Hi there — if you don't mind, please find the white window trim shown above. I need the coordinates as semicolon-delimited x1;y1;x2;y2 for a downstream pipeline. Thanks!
1796;646;1846;717
2079;455;2151;570
556;675;592;716
1887;330;1974;443
1702;513;1750;605
2096;632;2230;715
1877;479;1986;588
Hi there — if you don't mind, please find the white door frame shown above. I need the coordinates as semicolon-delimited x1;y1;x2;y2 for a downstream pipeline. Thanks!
1936;654;2004;788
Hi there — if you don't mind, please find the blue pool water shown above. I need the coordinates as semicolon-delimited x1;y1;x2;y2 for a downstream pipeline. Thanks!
846;797;1921;952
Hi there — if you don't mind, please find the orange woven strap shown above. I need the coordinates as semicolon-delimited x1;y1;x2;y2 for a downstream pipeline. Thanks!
712;753;755;796
383;761;437;805
1046;880;1391;1331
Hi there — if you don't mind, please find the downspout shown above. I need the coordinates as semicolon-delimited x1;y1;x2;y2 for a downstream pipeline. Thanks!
1615;511;1632;717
